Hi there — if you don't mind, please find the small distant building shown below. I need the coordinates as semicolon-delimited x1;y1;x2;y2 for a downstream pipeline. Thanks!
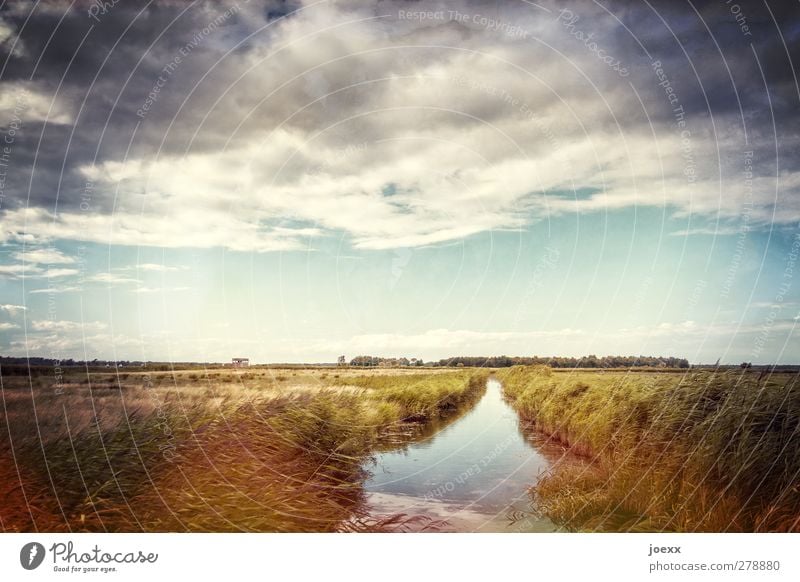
232;357;249;368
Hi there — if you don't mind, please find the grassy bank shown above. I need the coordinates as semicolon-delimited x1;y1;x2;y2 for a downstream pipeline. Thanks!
497;366;800;532
1;367;487;532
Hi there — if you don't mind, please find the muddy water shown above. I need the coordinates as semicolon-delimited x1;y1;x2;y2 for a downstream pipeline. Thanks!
362;378;567;532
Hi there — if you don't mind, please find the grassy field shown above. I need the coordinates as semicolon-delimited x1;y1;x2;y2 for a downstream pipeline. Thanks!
0;366;487;532
497;366;800;532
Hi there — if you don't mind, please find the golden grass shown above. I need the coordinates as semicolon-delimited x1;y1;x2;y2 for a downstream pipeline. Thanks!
497;366;800;532
0;367;486;532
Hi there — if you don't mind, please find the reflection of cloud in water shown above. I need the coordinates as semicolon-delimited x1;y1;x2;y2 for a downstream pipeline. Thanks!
365;492;555;533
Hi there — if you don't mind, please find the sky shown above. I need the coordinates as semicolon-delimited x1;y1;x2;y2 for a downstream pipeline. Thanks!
0;0;799;364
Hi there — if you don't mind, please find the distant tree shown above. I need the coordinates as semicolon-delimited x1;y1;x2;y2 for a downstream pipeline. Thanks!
350;355;379;367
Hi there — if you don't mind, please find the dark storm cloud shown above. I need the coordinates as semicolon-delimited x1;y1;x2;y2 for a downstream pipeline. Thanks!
613;0;800;222
607;0;799;128
0;0;294;211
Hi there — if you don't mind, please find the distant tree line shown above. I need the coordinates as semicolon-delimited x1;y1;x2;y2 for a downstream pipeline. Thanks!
345;354;691;368
433;355;691;368
9;355;769;371
0;356;206;374
349;356;424;367
0;356;150;367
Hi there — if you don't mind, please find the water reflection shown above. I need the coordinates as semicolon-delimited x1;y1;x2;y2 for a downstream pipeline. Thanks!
362;379;562;532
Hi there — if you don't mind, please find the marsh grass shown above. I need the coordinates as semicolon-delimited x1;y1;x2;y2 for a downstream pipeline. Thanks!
345;371;488;419
1;367;486;532
497;366;800;532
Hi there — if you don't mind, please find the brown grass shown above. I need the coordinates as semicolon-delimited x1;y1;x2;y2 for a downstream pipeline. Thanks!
497;366;800;532
1;366;486;532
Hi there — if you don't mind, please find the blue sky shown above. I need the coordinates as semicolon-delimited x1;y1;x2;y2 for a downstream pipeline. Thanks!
3;208;798;363
1;1;799;363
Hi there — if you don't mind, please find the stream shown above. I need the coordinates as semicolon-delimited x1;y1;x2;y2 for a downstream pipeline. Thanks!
362;378;567;532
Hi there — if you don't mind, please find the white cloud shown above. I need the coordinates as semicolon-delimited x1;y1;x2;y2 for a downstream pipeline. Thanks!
298;320;800;360
8;332;143;357
28;286;81;294
0;206;319;253
0;322;20;330
0;263;77;279
30;320;107;332
0;264;43;278
0;81;74;125
119;263;186;272
0;16;25;58
13;248;75;265
670;228;736;237
0;304;27;315
132;286;190;294
291;328;591;359
84;272;141;285
0;4;794;252
43;268;79;278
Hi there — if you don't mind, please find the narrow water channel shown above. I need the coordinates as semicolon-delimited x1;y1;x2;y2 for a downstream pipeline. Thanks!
362;378;563;532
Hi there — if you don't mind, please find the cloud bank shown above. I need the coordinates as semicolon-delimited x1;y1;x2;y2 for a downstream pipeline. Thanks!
0;0;797;252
